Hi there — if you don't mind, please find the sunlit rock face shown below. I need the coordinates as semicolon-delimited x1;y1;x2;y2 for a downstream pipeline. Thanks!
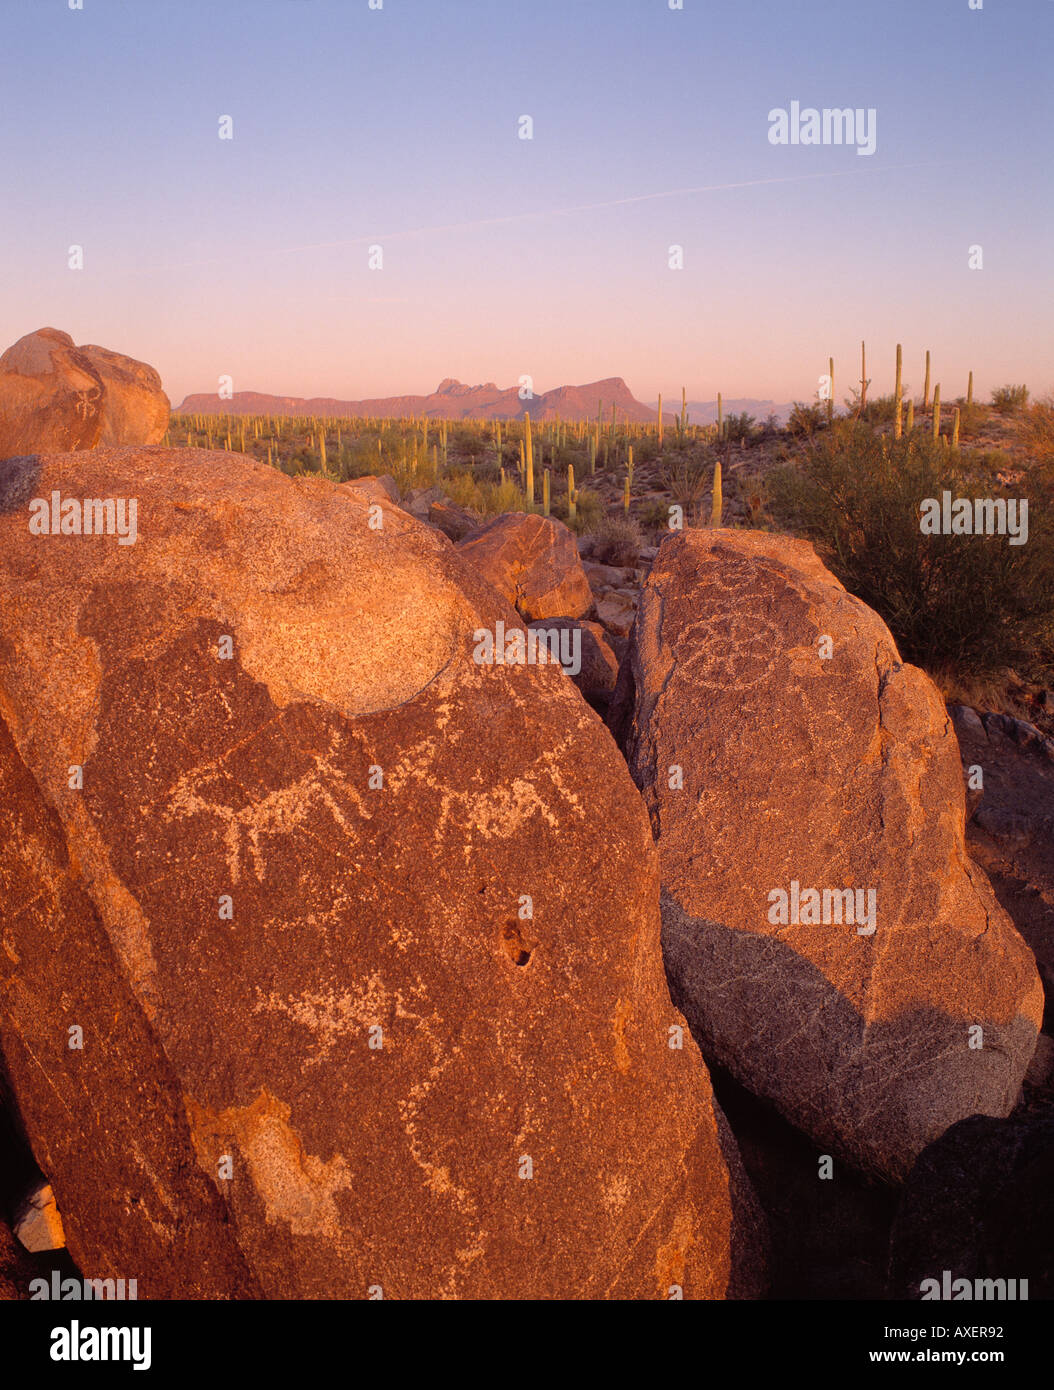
0;328;169;460
610;527;1043;1182
0;445;763;1299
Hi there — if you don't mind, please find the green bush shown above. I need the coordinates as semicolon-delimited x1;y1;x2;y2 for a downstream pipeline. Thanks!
857;392;900;425
724;412;756;444
639;497;674;533
787;401;827;436
991;384;1029;413
442;471;526;516
767;421;1054;681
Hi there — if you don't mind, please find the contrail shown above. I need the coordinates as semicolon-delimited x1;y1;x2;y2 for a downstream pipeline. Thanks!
270;160;960;254
130;160;961;275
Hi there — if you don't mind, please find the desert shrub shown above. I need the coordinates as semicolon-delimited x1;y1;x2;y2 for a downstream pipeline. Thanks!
857;393;900;425
449;426;485;460
590;513;643;567
550;487;602;533
572;488;603;532
724;412;756;444
440;470;485;510
481;479;528;515
660;450;716;509
442;471;525;516
787;401;826;436
1022;394;1054;468
767;421;1054;682
991;384;1030;413
639;497;673;533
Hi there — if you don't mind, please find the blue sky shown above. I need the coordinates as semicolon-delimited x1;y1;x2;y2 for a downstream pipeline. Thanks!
0;0;1050;406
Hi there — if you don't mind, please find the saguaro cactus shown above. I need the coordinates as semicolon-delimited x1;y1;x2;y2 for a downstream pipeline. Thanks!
932;384;941;443
542;467;550;517
906;397;914;433
657;393;663;449
894;343;903;439
967;371;974;407
923;351;931;410
711;459;723;528
568;463;576;524
717;391;724;439
525;412;535;509
952;407;960;449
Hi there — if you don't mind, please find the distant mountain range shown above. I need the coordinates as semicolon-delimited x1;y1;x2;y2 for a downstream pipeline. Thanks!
664;397;795;426
178;376;656;423
177;377;796;425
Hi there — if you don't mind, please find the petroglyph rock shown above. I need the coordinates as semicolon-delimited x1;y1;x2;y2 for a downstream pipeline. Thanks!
457;512;593;622
0;446;762;1298
610;528;1043;1181
0;328;168;459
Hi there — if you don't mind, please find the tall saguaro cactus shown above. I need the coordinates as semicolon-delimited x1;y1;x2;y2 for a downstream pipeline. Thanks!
525;412;534;510
932;384;941;443
711;459;723;528
568;463;576;524
657;393;663;449
894;343;903;439
923;351;931;410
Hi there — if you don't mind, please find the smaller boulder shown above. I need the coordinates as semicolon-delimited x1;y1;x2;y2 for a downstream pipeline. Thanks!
595;592;637;639
342;474;403;509
13;1181;65;1253
0;328;169;460
457;512;593;621
428;500;480;541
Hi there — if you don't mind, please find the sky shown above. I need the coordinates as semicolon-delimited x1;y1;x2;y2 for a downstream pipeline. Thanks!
0;0;1051;410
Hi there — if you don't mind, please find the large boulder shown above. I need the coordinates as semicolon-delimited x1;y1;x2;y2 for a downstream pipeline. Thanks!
610;528;1044;1182
457;512;593;622
0;328;169;460
0;446;762;1299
